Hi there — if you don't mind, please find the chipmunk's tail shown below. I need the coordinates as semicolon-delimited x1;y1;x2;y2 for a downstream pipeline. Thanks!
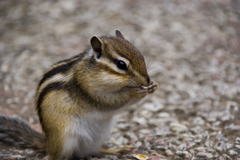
0;114;46;154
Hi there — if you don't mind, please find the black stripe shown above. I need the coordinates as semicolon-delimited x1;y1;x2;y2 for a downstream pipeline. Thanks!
38;58;78;87
36;82;63;130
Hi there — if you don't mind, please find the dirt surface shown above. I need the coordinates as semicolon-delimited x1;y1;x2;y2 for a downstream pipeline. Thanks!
0;0;240;159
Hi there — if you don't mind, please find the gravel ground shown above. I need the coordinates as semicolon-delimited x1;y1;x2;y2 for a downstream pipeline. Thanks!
0;0;240;160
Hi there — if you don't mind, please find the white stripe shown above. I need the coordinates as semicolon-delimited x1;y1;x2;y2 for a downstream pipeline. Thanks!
37;73;72;96
96;51;130;74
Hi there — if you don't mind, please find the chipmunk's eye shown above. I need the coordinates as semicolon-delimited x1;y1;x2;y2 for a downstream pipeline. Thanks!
116;60;128;70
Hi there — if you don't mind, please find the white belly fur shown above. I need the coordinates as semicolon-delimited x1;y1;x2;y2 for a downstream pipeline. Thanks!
62;115;114;159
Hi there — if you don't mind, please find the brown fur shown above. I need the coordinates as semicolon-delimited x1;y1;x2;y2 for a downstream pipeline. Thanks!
0;31;158;160
0;115;46;154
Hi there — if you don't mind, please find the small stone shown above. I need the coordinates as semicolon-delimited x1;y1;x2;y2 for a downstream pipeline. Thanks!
158;112;170;118
148;118;163;126
225;123;240;131
188;142;197;148
218;156;224;160
139;129;151;135
215;142;224;152
228;149;238;156
165;149;174;156
207;117;217;123
190;126;204;134
196;152;206;157
117;123;130;131
195;146;205;151
135;141;143;148
205;153;214;159
222;154;232;159
226;143;233;149
170;122;188;132
226;101;239;113
143;102;163;112
220;114;233;122
197;152;213;159
193;117;205;125
176;151;191;158
235;144;240;149
132;117;147;126
212;121;221;127
154;145;166;151
235;137;240;144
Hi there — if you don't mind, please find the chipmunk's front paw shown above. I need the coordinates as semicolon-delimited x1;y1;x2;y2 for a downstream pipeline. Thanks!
130;81;158;99
147;81;158;93
133;87;149;98
141;81;158;94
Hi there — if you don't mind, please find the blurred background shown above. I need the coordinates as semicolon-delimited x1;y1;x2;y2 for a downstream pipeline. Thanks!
0;0;240;159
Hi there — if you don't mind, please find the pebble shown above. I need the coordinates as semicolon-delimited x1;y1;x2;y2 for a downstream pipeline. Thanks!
222;154;232;159
220;114;233;122
132;117;147;126
218;156;224;160
206;117;217;123
165;149;174;156
170;122;188;132
235;137;240;143
226;143;233;149
225;124;240;131
228;149;238;156
195;146;206;151
234;144;240;149
148;118;164;125
212;121;221;127
117;123;130;131
190;126;204;134
143;103;163;112
157;112;170;118
192;117;205;125
176;151;191;158
196;152;213;159
154;145;166;152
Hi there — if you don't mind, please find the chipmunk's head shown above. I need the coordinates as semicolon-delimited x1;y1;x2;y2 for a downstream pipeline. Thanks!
90;30;150;87
77;30;157;109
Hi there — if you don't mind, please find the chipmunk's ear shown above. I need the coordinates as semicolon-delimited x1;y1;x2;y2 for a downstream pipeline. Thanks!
91;36;102;58
115;30;125;39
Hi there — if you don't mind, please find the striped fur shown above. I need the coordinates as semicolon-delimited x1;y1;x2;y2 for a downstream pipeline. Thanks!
0;31;158;160
32;30;155;159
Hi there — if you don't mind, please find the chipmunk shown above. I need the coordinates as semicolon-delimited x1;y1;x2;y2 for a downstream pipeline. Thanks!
0;30;158;160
